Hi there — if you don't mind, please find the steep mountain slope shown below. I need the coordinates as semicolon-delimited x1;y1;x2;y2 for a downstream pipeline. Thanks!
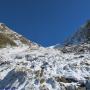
0;23;39;49
53;21;90;55
0;23;90;90
64;20;90;46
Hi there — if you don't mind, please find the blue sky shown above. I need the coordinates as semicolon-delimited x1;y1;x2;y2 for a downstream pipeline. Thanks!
0;0;90;46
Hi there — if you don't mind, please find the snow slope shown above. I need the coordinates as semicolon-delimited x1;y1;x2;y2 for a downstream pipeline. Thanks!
0;44;90;90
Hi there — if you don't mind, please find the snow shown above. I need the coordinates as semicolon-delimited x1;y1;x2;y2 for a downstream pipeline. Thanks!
0;44;90;90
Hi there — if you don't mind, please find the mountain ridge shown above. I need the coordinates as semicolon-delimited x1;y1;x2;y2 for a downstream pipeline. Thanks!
0;23;40;49
64;20;90;46
0;22;90;90
53;21;90;52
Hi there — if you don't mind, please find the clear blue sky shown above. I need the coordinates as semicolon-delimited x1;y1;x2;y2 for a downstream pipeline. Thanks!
0;0;90;46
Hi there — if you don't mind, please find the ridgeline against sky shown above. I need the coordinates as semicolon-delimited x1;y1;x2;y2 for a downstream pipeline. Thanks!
0;0;90;46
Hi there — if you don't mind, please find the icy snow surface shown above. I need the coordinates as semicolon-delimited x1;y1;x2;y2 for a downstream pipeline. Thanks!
0;45;90;90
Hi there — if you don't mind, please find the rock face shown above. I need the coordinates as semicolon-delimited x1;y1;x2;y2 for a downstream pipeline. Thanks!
64;20;90;46
54;21;90;49
0;22;90;90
